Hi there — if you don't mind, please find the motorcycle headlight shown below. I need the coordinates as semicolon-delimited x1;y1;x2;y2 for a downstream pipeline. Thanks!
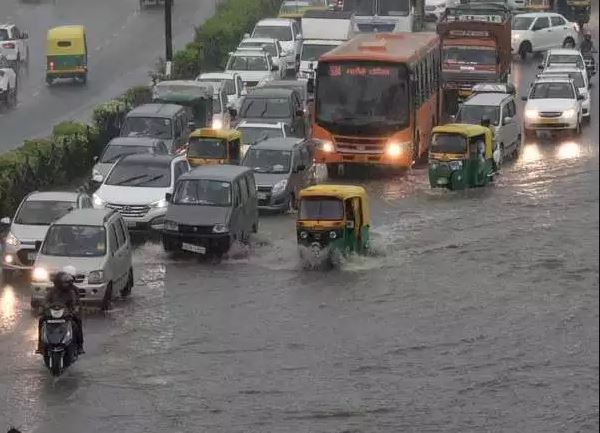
449;160;463;171
5;232;19;247
50;308;65;319
93;193;106;208
32;267;49;282
164;220;178;231
562;108;576;119
272;179;288;195
212;118;223;130
212;223;229;234
150;198;168;208
88;270;105;284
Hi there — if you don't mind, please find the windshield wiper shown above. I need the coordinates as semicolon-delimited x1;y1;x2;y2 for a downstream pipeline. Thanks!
133;174;166;186
113;174;149;186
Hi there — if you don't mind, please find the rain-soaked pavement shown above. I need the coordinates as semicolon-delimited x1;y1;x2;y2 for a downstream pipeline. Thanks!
1;16;599;433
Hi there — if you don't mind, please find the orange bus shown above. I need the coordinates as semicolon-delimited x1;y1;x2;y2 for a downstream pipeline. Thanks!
312;32;441;176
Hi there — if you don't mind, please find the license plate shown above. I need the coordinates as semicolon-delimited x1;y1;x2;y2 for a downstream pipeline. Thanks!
46;319;65;324
27;252;36;261
181;243;206;254
127;221;137;228
257;192;268;200
437;178;448;185
541;118;557;124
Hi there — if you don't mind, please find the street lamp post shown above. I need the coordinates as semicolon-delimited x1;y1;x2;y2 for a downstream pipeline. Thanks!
164;0;173;77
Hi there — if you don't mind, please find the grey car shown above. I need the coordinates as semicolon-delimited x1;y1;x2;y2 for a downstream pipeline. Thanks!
92;137;169;184
241;137;313;212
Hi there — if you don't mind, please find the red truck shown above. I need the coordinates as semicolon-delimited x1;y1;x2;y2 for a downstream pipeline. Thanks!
437;4;511;116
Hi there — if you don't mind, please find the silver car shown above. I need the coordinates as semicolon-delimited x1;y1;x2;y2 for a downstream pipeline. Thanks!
31;208;133;310
1;191;92;281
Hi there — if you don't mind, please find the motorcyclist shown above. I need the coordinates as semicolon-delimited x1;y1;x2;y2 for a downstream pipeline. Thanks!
36;266;84;355
580;32;595;54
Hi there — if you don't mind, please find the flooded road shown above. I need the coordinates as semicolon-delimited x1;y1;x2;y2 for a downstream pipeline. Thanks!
1;20;599;433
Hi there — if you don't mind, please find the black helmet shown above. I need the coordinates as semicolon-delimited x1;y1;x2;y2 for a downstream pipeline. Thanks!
584;33;592;40
53;271;74;289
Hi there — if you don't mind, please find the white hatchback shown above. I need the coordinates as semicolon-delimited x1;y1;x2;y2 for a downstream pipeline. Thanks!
512;13;579;59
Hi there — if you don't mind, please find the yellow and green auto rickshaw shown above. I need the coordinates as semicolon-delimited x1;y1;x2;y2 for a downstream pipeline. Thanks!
297;185;369;266
46;25;88;86
524;0;553;12
428;124;495;191
186;128;242;167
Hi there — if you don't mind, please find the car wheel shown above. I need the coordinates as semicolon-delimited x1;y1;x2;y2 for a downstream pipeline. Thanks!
162;235;177;252
563;37;576;48
101;283;113;311
120;268;133;297
573;119;582;136
519;42;531;60
513;135;522;159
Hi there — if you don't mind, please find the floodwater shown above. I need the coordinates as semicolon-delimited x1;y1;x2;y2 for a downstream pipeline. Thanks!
1;12;599;433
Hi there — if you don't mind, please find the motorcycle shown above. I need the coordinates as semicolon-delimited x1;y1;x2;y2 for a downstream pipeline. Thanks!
39;304;79;376
582;51;597;79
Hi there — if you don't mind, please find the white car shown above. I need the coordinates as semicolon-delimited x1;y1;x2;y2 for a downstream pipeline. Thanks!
512;13;579;59
0;24;29;68
225;49;279;89
196;71;245;109
250;18;303;74
0;54;17;107
538;68;590;119
297;40;343;80
236;120;290;156
238;38;291;79
522;75;583;138
540;48;587;76
93;154;190;231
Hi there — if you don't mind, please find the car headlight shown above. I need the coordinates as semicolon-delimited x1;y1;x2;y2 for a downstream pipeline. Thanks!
5;232;19;247
562;108;577;119
321;140;334;153
150;198;168;208
87;270;105;284
525;109;538;119
449;160;463;170
212;118;223;130
93;193;106;208
512;33;520;40
32;267;49;282
385;142;402;158
212;223;229;234
164;220;178;231
272;179;288;195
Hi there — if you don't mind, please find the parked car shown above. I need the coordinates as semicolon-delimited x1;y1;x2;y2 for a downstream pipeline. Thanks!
455;83;521;164
225;49;279;90
1;191;92;281
196;72;245;109
92;154;190;231
250;18;303;74
242;137;314;212
512;12;579;59
162;165;259;256
92;137;170;185
237;87;307;138
0;24;29;69
120;104;191;153
30;208;133;311
238;38;291;79
522;75;584;138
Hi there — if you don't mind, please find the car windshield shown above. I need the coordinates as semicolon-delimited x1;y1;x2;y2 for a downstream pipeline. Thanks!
253;25;292;42
100;144;154;163
241;98;290;118
227;55;268;71
316;61;410;134
173;179;231;206
443;47;497;65
513;16;534;30
343;0;374;15
121;117;172;139
299;198;344;220
456;105;500;126
238;126;284;144
188;138;227;159
431;133;467;154
530;82;574;99
547;55;584;69
14;201;75;225
42;225;106;257
106;160;171;187
301;44;338;61
378;0;410;16
243;149;291;173
241;41;277;57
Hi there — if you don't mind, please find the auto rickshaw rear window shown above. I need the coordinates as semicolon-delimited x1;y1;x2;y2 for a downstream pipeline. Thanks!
188;137;227;159
57;41;72;47
431;133;467;154
299;198;344;220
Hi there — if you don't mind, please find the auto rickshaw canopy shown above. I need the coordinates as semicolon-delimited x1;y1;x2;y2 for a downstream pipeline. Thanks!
432;123;493;159
299;184;369;225
46;25;86;55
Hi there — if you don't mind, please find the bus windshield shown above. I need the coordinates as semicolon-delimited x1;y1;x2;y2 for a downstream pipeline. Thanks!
342;0;374;15
378;0;410;16
316;61;410;135
443;46;497;66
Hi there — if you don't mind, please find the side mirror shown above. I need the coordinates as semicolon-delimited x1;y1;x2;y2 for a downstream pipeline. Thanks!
521;95;528;101
271;64;279;71
0;217;10;225
35;241;42;251
188;121;196;130
538;64;544;70
295;164;306;172
448;114;456;123
93;173;104;183
244;33;250;39
503;116;513;125
345;220;354;229
165;193;173;203
93;155;99;163
577;94;584;100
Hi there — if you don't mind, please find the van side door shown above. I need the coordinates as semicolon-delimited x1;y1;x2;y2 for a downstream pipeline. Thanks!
113;217;131;288
238;175;251;233
231;181;243;239
107;222;123;291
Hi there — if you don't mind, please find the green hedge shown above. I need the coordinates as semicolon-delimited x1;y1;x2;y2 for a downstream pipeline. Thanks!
172;0;281;78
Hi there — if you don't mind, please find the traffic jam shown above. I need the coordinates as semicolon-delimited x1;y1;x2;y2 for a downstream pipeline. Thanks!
0;0;597;431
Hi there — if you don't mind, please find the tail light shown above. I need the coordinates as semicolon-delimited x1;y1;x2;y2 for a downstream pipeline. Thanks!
2;43;15;49
48;61;55;70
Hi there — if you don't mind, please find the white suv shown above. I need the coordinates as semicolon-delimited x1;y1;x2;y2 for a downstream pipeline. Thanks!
250;19;302;74
512;13;579;59
225;49;278;89
0;24;29;68
238;38;291;79
523;76;583;138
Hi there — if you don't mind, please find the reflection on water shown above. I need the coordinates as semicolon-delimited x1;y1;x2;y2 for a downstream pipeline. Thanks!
556;141;581;160
521;144;543;164
0;285;17;332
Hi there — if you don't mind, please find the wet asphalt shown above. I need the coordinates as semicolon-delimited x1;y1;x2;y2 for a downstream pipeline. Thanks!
1;5;599;433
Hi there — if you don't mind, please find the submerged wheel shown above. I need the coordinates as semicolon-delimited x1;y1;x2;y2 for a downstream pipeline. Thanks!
101;283;113;311
50;351;62;376
120;269;133;297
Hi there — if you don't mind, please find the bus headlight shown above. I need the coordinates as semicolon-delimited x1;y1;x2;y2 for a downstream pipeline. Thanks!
385;142;402;157
321;141;334;153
